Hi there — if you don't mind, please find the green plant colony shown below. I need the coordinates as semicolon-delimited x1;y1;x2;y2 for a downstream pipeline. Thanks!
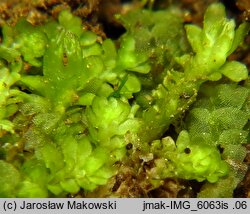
0;3;249;197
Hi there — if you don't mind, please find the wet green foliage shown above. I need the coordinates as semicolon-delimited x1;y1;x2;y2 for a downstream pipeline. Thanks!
0;3;249;197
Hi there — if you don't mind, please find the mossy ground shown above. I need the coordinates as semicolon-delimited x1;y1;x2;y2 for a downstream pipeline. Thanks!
0;0;249;198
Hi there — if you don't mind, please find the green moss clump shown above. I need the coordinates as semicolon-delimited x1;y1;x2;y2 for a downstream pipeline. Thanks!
0;3;249;197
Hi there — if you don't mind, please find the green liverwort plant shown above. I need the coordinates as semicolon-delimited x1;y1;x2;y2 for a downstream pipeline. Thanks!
0;3;249;197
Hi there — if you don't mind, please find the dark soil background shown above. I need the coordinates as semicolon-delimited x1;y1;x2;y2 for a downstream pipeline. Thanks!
0;0;249;198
